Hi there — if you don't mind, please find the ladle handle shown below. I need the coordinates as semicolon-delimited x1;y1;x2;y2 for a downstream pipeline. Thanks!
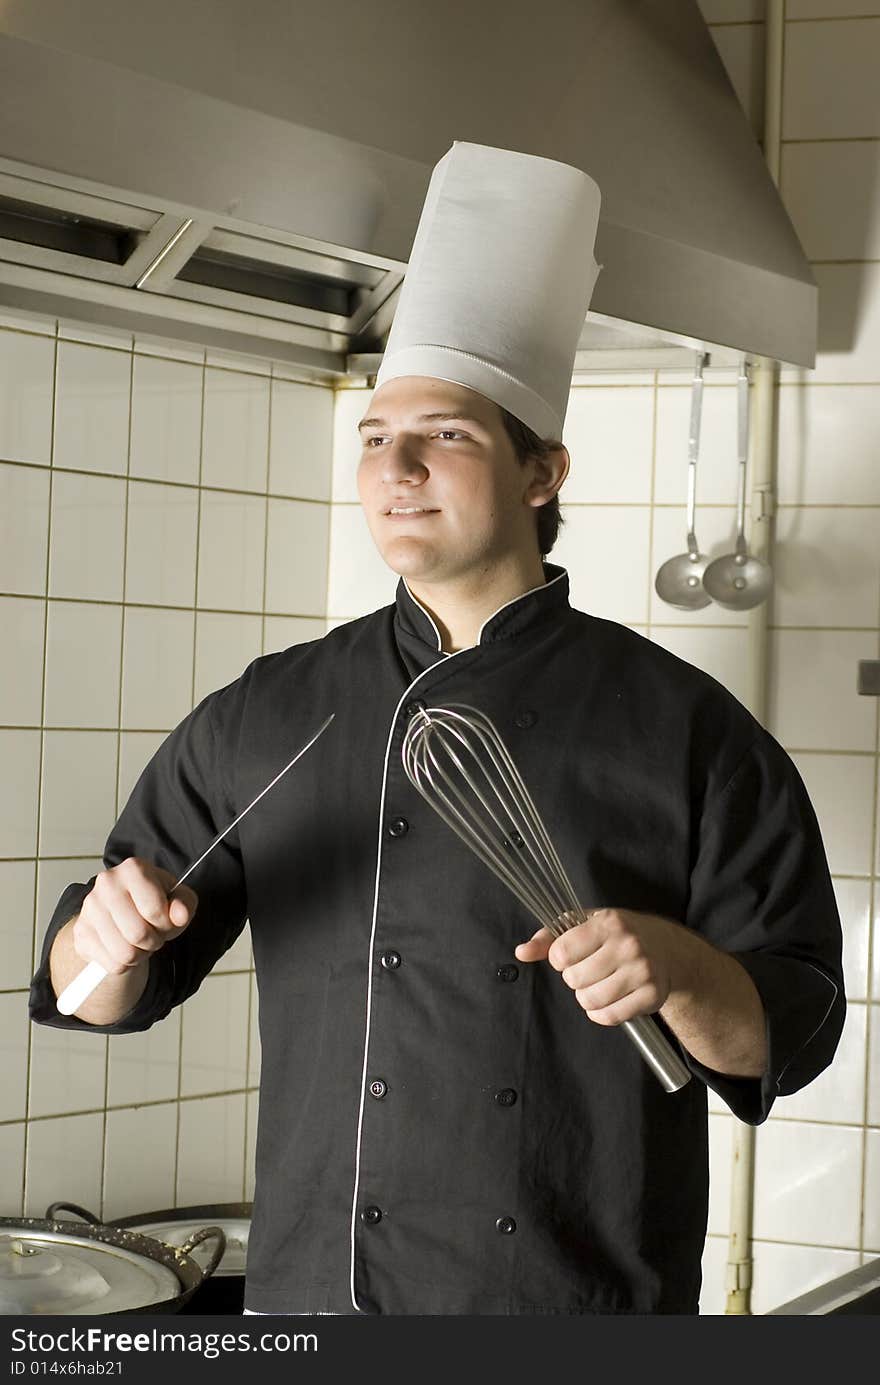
734;358;750;554
685;352;709;557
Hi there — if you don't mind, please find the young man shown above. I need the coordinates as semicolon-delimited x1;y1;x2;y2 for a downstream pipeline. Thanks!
30;144;844;1315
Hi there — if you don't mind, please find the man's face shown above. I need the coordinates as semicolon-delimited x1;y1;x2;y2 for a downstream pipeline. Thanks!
356;376;545;586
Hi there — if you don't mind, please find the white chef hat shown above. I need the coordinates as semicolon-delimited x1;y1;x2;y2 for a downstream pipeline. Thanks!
374;141;602;440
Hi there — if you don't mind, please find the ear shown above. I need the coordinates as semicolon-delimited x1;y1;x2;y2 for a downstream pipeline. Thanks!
525;443;570;507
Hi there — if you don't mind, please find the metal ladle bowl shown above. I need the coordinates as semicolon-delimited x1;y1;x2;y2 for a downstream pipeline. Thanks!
702;359;773;611
654;350;712;611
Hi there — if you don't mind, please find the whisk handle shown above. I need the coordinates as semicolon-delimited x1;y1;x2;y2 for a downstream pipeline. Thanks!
622;1015;691;1092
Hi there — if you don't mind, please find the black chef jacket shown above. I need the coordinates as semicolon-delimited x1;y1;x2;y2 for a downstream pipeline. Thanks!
30;564;845;1315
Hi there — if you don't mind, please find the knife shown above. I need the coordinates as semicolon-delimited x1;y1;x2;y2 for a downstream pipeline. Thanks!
56;712;335;1016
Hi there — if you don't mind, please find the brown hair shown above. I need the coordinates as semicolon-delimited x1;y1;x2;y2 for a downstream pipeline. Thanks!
498;407;565;556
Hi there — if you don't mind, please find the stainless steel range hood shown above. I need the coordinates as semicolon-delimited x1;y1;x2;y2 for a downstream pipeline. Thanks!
0;0;815;381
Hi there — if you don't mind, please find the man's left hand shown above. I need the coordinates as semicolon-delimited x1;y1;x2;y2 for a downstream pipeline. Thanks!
514;908;685;1026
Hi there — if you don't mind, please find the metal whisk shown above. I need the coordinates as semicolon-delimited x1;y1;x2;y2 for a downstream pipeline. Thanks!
402;703;691;1094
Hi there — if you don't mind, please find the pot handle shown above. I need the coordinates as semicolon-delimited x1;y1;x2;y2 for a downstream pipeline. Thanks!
45;1201;103;1226
178;1225;227;1281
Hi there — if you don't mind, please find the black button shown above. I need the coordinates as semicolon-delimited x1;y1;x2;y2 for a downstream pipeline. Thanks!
388;817;409;837
381;951;401;970
496;1216;517;1235
494;1088;517;1107
369;1079;387;1099
514;710;537;729
496;964;519;983
405;699;427;718
361;1205;383;1225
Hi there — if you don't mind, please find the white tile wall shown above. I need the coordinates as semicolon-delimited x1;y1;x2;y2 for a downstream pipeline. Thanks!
264;498;330;616
49;471;126;602
38;731;118;857
767;629;877;752
28;1020;106;1118
0;330;55;466
176;1094;247;1205
103;1102;178;1220
772;508;880;627
0;463;50;595
43;601;122;729
0;859;36;989
202;368;270;493
197;490;266;612
776;385;880;506
754;1243;862;1315
193;612;263;705
561;387;654;503
179;973;250;1098
54;342;130;476
107;1009;181;1108
650;626;751;709
130;354;203;485
269;379;334;501
0;1122;26;1216
783;17;880;141
0;729;40;858
834;877;871;1003
653;384;744;507
25;1111;104;1218
865;1129;880;1254
556;505;652;624
781;143;880;266
0;993;29;1120
125;481;199;607
772;1001;866;1125
2;323;333;1234
120;606;195;730
327;504;399;619
0;597;44;725
754;1118;864;1248
789;752;874;878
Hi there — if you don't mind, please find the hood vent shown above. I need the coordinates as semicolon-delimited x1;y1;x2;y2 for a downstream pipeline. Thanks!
0;0;815;379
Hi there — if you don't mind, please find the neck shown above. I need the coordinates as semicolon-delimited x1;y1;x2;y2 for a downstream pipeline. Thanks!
406;554;547;652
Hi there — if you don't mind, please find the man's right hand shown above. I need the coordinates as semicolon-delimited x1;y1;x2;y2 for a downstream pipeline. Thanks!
71;858;199;975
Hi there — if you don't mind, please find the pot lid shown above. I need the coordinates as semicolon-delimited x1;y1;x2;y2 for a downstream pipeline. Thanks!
0;1227;182;1315
132;1219;249;1277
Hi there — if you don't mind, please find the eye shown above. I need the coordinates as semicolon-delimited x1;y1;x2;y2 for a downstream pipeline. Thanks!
436;430;467;440
362;435;388;447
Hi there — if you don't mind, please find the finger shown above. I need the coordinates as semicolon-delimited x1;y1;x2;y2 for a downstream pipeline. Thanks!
559;943;621;993
168;885;198;929
575;979;662;1026
546;918;604;972
514;927;552;963
124;869;179;936
77;900;152;975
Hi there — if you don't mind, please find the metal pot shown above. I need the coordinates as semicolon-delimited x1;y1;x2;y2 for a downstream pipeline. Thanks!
49;1201;250;1316
0;1208;225;1316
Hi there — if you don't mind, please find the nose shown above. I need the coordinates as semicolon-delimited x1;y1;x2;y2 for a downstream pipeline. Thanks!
380;436;429;485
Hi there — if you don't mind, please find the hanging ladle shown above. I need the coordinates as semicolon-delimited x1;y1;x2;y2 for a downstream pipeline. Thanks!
654;350;712;610
702;358;773;610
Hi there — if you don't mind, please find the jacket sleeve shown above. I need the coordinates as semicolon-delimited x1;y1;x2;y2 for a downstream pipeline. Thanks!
28;681;248;1035
682;730;845;1124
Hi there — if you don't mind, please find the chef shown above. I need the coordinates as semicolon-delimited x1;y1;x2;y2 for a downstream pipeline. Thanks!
30;142;845;1316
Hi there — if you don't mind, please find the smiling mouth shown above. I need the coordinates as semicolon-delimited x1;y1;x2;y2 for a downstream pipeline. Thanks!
384;506;440;516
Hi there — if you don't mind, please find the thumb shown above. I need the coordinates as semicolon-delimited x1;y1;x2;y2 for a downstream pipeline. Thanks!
168;885;198;928
514;926;553;963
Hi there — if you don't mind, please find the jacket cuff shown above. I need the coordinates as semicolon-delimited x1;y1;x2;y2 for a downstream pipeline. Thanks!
28;879;173;1035
681;950;844;1125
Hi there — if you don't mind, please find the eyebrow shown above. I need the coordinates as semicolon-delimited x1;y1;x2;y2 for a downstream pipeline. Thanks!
356;411;488;433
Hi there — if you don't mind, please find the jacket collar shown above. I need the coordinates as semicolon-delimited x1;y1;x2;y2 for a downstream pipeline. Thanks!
394;564;571;654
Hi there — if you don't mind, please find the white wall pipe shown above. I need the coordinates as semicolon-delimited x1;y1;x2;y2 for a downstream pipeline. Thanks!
724;0;785;1318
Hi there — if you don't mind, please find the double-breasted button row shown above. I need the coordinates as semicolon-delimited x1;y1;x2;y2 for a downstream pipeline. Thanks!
388;816;409;837
369;1078;387;1099
404;699;426;719
380;951;401;969
360;1206;516;1234
497;964;519;983
494;1087;517;1107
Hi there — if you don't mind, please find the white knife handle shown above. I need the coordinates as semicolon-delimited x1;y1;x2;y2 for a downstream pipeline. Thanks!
56;961;108;1016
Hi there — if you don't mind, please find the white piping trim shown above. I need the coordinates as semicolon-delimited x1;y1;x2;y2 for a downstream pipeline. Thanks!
401;567;567;653
348;568;568;1311
475;568;567;645
775;961;840;1087
348;649;470;1313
